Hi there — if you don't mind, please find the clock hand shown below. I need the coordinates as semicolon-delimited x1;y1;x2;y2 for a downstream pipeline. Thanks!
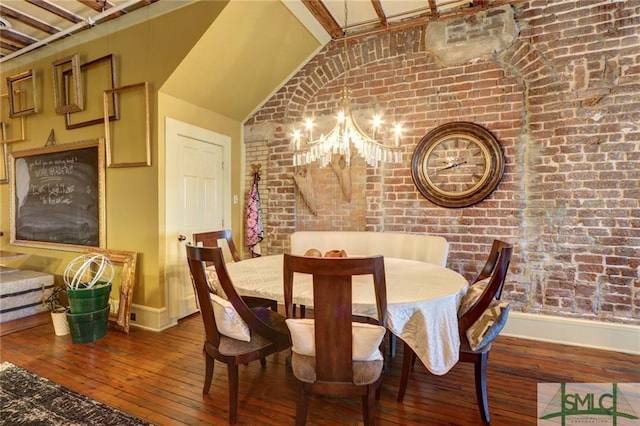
434;160;468;173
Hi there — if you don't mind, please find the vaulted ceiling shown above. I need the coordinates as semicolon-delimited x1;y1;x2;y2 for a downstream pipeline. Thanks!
0;0;517;63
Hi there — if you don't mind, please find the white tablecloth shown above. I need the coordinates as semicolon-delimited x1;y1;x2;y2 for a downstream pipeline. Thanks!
207;254;468;375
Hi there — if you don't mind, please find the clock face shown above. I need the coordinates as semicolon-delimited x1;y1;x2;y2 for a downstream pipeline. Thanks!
412;122;504;208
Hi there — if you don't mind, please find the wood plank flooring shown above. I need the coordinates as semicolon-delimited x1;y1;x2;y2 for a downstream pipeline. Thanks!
1;313;638;425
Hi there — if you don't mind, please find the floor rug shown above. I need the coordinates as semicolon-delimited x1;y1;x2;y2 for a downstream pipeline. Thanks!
0;362;152;425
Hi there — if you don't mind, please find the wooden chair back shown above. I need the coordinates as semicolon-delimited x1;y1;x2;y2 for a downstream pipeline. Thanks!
193;230;241;262
472;239;511;287
186;244;289;348
283;254;387;383
458;244;512;337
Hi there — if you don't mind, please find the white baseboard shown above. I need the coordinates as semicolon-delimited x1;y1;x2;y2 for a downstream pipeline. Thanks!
128;304;177;332
127;304;639;355
502;312;640;355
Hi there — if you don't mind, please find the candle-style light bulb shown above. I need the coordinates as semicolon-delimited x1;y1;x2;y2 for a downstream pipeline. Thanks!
394;124;402;146
305;118;313;141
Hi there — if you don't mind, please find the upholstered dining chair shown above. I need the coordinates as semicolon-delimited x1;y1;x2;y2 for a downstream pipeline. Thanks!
283;254;388;426
397;242;513;424
193;230;277;311
186;244;290;424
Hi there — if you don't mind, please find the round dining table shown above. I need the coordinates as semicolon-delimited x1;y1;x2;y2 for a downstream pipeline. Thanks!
207;254;468;375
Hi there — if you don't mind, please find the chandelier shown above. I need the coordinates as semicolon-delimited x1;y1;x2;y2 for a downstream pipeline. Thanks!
292;1;403;168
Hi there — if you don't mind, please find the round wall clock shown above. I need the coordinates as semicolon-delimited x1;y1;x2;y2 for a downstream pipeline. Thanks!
411;122;505;208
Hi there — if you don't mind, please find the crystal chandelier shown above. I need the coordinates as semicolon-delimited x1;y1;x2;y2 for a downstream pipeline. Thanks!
292;1;403;168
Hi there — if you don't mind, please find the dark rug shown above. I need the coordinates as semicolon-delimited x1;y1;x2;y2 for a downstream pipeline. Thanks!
0;362;152;425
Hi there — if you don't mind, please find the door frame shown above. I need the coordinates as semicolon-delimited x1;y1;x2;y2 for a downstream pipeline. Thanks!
164;117;231;322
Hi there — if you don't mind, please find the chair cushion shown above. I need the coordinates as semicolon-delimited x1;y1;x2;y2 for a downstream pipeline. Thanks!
285;318;385;361
205;270;226;299
466;300;510;352
458;278;489;316
290;353;384;385
210;294;250;342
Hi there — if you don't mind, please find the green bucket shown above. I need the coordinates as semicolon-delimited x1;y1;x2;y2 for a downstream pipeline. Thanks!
67;282;112;314
66;305;110;344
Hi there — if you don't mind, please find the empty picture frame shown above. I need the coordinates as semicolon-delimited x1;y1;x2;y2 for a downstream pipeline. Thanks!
0;93;26;143
104;81;150;167
0;143;8;184
0;125;8;184
83;247;137;334
65;54;119;130
6;70;37;117
52;54;83;114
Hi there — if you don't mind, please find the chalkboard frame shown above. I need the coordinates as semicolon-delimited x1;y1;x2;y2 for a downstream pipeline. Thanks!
9;138;106;252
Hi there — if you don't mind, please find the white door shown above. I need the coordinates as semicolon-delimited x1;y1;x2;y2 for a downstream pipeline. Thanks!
165;117;231;321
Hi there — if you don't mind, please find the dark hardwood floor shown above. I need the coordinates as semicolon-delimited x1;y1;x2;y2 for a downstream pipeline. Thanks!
1;313;638;425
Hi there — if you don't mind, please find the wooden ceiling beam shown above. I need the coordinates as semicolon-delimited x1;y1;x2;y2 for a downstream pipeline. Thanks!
26;0;83;24
371;0;387;28
0;5;59;35
301;0;343;39
0;29;37;47
0;40;20;52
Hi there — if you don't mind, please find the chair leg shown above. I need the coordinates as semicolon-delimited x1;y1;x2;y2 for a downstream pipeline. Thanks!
260;357;267;367
397;342;414;402
203;353;214;394
474;351;490;424
227;363;239;424
363;386;377;425
389;333;397;358
295;384;309;426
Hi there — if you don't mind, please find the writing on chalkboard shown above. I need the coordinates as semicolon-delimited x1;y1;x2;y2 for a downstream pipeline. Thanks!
10;139;106;252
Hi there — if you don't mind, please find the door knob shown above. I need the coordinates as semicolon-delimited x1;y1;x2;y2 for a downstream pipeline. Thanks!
178;234;186;242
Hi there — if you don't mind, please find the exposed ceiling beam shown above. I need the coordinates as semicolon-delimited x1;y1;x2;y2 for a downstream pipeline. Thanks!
0;5;59;35
25;0;83;24
301;0;343;39
0;29;37;47
371;0;387;28
0;40;20;52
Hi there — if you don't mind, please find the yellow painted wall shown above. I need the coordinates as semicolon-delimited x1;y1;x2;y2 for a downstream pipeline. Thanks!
0;1;228;310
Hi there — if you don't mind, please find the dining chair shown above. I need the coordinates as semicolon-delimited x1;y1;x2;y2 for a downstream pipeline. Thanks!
397;242;513;424
193;230;277;311
283;254;388;426
472;239;512;286
186;244;291;424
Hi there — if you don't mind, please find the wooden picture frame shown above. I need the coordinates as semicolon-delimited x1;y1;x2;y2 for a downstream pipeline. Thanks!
84;248;137;334
52;54;83;115
6;70;37;117
9;138;106;251
65;54;119;130
0;93;26;143
0;141;8;185
104;81;151;167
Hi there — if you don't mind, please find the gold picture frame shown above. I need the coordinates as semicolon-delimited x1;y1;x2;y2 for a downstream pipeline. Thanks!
10;138;106;251
0;140;8;185
65;54;119;130
103;81;151;167
6;69;37;117
52;54;83;115
0;93;26;143
84;247;137;334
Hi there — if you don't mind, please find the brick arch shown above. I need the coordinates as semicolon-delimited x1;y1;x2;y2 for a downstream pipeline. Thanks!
284;28;426;123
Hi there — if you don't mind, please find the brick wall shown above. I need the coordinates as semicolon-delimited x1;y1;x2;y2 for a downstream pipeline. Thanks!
244;1;639;325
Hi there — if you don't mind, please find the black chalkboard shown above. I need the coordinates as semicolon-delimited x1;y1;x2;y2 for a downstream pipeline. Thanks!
10;139;105;251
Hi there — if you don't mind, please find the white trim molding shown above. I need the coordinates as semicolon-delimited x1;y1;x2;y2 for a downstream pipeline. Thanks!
128;304;177;332
503;312;640;355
